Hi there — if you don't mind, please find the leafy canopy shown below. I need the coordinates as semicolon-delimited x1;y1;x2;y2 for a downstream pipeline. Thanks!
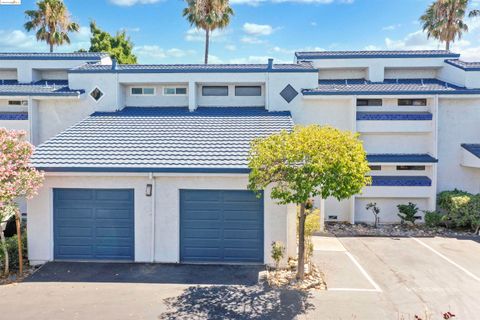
88;21;137;64
248;125;371;205
24;0;79;52
0;129;44;215
183;0;233;32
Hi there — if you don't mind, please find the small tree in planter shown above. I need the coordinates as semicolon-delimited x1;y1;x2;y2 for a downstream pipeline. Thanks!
0;129;44;275
366;202;380;228
397;202;419;225
248;125;371;280
271;241;285;270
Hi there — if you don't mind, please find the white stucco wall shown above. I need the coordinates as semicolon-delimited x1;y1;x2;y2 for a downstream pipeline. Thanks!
360;133;433;154
384;68;438;79
355;198;429;223
0;69;17;80
27;173;296;266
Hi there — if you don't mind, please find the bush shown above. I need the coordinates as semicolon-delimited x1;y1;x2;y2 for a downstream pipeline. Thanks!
423;210;444;228
271;241;285;269
437;190;480;233
438;189;472;214
397;202;419;225
0;230;27;273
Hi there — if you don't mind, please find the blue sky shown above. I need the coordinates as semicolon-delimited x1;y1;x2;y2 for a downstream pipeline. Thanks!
0;0;479;63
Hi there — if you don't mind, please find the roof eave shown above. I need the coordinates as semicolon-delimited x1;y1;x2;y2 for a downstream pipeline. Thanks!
33;166;252;174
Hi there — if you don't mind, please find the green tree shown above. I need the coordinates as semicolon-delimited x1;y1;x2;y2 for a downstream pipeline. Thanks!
24;0;79;53
183;0;234;64
420;0;479;51
88;21;137;64
0;129;44;275
248;125;371;280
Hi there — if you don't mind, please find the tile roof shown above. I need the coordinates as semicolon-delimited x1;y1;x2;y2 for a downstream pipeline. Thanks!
0;112;28;120
303;78;480;95
357;112;433;121
0;52;109;60
0;80;83;96
69;62;316;73
295;50;459;60
370;176;432;187
31;107;293;172
367;154;438;163
461;144;480;158
445;59;480;71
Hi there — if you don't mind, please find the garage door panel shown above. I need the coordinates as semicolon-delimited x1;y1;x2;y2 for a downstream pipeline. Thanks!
180;190;264;263
54;188;134;261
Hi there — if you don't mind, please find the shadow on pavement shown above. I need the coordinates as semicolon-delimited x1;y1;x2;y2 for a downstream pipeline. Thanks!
159;283;314;320
25;262;264;285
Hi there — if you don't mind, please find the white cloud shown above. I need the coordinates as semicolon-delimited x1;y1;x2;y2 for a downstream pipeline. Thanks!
241;36;265;44
243;23;274;36
208;54;223;64
310;22;318;27
231;0;353;5
110;0;161;6
185;28;228;42
382;24;401;31
229;55;291;64
225;44;237;51
134;45;195;63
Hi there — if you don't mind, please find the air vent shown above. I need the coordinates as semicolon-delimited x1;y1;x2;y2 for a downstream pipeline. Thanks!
280;84;298;103
328;215;338;220
90;87;104;102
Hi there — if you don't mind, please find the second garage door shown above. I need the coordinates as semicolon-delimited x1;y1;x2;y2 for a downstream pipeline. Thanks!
180;190;264;263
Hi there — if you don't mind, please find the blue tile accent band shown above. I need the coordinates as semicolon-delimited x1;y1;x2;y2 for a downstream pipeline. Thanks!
370;176;432;187
445;59;480;71
0;112;28;120
461;144;480;158
367;154;438;163
357;112;433;121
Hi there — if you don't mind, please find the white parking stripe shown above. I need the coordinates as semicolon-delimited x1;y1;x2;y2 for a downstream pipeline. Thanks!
412;237;480;283
344;251;382;292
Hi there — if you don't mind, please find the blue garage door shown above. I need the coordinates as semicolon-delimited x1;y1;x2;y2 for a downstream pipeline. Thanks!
180;190;264;263
54;188;134;261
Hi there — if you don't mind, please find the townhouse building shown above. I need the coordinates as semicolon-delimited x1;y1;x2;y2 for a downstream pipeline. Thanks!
0;50;478;265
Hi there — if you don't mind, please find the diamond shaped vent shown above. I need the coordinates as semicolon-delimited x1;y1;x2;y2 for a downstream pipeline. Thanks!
280;84;298;103
90;87;104;102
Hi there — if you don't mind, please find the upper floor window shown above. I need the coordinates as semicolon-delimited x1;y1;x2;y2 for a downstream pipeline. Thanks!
369;165;382;171
396;165;426;171
202;86;228;96
8;100;27;106
398;99;427;106
357;99;382;106
131;87;155;96
163;87;187;96
235;86;262;97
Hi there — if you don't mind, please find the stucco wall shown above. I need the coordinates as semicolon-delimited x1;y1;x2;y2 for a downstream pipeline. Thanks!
437;98;480;194
360;133;433;154
355;198;429;223
27;174;296;266
384;68;438;79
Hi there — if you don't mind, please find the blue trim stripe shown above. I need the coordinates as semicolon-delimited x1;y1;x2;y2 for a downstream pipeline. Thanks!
370;176;432;187
461;144;480;158
445;59;480;71
37;167;251;173
0;53;108;61
367;154;438;163
357;112;433;121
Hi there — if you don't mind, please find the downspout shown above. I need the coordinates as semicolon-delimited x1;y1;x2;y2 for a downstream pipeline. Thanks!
149;172;156;263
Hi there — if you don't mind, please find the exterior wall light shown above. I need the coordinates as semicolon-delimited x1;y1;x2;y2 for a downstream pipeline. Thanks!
146;184;153;197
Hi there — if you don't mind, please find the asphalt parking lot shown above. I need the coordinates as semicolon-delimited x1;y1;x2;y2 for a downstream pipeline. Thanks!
0;236;479;319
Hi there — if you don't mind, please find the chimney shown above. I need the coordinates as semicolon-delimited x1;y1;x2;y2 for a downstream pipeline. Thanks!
112;58;118;70
267;58;274;71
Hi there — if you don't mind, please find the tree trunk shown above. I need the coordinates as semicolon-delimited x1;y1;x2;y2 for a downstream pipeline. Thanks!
445;41;450;51
15;210;23;275
204;29;210;64
297;203;307;280
49;43;54;53
0;230;8;276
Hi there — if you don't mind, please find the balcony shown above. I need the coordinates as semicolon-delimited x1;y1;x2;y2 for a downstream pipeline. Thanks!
361;175;432;198
356;112;433;133
0;112;29;134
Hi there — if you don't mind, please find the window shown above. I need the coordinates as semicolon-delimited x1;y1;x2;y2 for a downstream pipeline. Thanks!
202;86;228;96
235;86;262;96
398;99;427;106
369;165;382;171
357;99;382;106
396;165;426;171
131;87;155;96
8;100;27;106
163;87;187;95
90;87;104;102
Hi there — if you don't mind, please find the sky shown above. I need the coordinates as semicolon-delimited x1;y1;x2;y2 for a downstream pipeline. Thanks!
0;0;480;64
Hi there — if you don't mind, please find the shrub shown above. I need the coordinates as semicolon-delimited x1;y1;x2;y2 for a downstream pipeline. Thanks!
437;190;480;233
271;241;285;270
365;202;380;228
397;202;419;225
423;210;444;228
0;230;27;273
438;189;472;214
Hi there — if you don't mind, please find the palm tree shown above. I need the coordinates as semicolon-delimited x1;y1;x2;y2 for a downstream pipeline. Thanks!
24;0;80;53
183;0;233;64
420;0;479;51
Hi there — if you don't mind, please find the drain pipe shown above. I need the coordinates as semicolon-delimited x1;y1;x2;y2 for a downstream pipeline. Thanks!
149;172;156;263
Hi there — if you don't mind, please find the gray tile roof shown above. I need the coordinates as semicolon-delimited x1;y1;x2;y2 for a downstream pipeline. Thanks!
461;144;480;158
295;50;459;60
0;52;109;60
367;154;438;163
445;59;480;71
303;79;480;95
0;80;83;96
31;107;294;172
69;62;316;73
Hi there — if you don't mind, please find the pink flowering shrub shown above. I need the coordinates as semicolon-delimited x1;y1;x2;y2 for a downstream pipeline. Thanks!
0;128;44;207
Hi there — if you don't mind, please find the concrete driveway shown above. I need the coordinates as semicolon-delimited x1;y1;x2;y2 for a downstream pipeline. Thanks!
0;236;479;319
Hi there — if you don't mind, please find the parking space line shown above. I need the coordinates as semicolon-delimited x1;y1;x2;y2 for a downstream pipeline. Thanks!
412;237;480;283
